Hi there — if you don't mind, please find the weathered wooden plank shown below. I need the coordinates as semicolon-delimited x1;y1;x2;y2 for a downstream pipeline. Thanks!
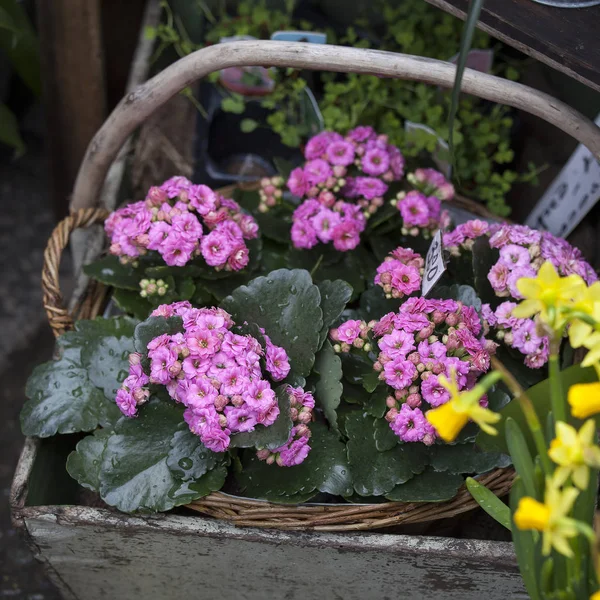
23;508;525;600
424;0;600;93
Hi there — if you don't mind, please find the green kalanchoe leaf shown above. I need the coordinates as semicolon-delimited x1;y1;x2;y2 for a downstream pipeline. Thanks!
236;421;352;500
80;319;137;399
229;385;293;450
428;442;511;474
364;387;388;419
22;330;121;437
373;416;398;452
317;279;353;347
346;413;428;496
133;316;184;355
97;399;218;513
166;427;224;481
359;286;402;322
169;465;228;503
112;289;153;320
221;269;323;378
385;469;464;502
66;428;112;491
311;341;343;432
83;255;145;290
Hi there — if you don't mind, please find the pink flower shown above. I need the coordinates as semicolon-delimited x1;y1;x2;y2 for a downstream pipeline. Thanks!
200;229;232;267
399;192;430;227
304;159;332;186
383;357;417;390
347;126;376;142
390;263;421;296
499;244;531;268
279;437;310;466
238;214;259;239
336;319;362;344
311;209;342;243
171;212;203;241
185;379;218;409
390;405;433;442
188;184;217;215
287;167;309;197
331;220;362;252
227;244;250;271
326;140;355;166
379;329;416;358
354;177;388;200
361;147;390;176
290;220;318;249
462;219;489;239
116;388;137;416
421;375;451;407
186;328;219;357
488;262;510;292
265;344;291;381
507;266;537;298
146;221;171;251
160;175;191;198
224;405;257;433
243;380;276;411
512;320;543;355
304;131;343;160
202;427;231;453
495;302;519;328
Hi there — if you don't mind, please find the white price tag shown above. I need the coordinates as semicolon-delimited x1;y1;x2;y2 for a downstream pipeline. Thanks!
422;230;446;297
525;113;600;238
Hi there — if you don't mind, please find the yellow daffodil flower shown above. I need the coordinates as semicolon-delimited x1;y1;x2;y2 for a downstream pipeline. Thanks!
426;370;501;442
512;261;586;324
569;382;600;419
590;591;600;600
548;420;600;489
514;479;580;557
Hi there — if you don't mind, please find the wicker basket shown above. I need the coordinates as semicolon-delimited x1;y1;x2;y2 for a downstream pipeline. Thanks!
42;40;600;531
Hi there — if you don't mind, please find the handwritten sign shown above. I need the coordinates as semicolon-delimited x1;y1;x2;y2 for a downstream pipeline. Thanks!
525;113;600;238
422;230;446;297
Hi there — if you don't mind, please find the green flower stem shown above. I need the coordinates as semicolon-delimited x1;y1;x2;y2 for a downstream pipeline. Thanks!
491;356;553;475
549;353;566;424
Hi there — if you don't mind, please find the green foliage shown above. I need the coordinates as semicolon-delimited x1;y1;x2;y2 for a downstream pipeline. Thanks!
21;318;137;437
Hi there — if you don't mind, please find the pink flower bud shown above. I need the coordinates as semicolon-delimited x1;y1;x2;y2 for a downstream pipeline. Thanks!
266;455;276;465
422;433;436;446
432;310;445;324
373;361;383;372
395;390;407;401
256;449;271;461
133;387;149;403
214;395;228;411
231;395;244;407
129;352;142;366
168;361;182;377
385;408;398;422
353;338;365;349
386;395;397;408
218;414;228;428
298;409;312;424
406;393;421;408
446;313;459;327
295;424;310;437
290;407;299;421
408;352;420;365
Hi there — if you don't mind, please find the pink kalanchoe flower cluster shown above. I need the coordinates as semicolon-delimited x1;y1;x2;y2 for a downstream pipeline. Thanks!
330;297;495;444
104;176;259;271
407;168;455;202
482;302;549;369
392;190;451;238
287;127;405;252
114;301;315;465
256;387;315;467
374;247;424;299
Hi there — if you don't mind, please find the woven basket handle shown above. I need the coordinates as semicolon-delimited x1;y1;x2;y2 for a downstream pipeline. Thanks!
43;207;110;337
70;40;600;211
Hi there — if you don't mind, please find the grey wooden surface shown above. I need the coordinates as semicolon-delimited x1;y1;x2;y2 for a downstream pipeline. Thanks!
22;507;526;600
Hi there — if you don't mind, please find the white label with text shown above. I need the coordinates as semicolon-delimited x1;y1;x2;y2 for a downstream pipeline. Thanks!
422;230;446;297
525;113;600;238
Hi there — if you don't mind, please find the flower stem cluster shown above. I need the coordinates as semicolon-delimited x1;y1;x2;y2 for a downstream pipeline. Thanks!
374;247;424;299
115;301;312;466
139;278;168;298
105;176;259;271
331;297;494;444
256;387;315;467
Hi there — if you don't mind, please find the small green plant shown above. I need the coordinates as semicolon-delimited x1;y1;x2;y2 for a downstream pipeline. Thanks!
148;0;538;216
0;0;41;157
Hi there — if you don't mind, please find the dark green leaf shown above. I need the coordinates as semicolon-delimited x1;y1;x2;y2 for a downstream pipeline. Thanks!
312;341;343;431
98;399;189;512
83;255;145;290
340;351;379;392
134;316;184;354
346;413;427;496
358;285;403;321
170;465;228;502
255;210;293;244
505;418;537;499
22;331;120;437
75;316;138;339
385;469;464;502
273;157;293;180
466;477;511;530
477;364;597;454
342;381;370;405
66;428;112;491
166;428;224;481
373;417;398;451
229;385;293;450
236;420;352;500
429;442;510;474
80;318;137;399
471;237;500;306
317;279;353;347
364;387;388;419
177;278;196;300
221;269;322;378
112;288;153;320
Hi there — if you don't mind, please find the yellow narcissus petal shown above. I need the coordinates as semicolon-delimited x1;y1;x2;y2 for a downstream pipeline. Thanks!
582;342;600;367
511;299;540;319
572;465;589;490
569;320;594;348
514;497;550;531
590;591;600;600
426;402;469;443
568;382;600;419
